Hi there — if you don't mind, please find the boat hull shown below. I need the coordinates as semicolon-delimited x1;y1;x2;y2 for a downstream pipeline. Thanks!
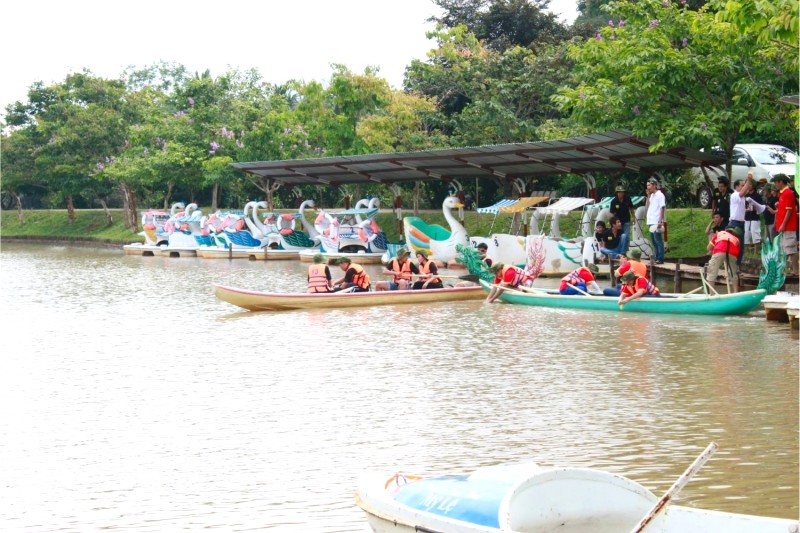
357;464;799;533
214;284;484;311
479;281;767;315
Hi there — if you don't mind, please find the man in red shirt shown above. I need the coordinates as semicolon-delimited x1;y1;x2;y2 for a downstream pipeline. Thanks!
485;262;532;303
772;174;798;273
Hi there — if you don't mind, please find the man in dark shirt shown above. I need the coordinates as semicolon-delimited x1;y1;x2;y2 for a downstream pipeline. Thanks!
744;187;764;254
763;184;778;243
609;185;634;246
711;178;731;227
598;216;628;261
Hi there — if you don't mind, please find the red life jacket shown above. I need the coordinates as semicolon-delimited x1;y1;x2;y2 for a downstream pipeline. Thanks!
307;264;329;293
502;265;527;287
712;231;740;257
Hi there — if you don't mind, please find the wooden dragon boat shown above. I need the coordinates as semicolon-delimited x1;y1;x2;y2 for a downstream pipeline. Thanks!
214;284;484;311
356;461;798;533
478;280;767;315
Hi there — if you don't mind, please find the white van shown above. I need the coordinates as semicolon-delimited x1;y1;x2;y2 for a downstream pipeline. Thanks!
691;144;796;208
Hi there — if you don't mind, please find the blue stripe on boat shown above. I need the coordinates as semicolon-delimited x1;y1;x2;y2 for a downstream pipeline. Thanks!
393;475;515;527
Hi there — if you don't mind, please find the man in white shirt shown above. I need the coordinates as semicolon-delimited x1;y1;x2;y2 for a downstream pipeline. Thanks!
727;173;755;266
645;178;666;264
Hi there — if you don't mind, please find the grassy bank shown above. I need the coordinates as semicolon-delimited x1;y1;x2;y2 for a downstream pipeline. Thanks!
0;207;717;258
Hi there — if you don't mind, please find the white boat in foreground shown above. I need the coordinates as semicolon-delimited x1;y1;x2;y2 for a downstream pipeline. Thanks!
356;462;798;533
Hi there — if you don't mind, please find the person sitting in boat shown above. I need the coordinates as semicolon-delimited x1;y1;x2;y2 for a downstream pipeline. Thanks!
332;257;371;292
704;225;742;293
375;247;418;291
559;262;600;296
485;262;532;303
476;242;493;268
413;250;443;290
603;249;649;297
618;270;661;305
307;253;333;293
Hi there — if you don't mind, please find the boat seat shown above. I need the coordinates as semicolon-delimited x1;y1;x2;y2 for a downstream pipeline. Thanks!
500;467;662;533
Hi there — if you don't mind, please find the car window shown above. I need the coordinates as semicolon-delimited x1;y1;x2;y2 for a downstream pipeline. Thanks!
747;146;797;166
731;148;748;165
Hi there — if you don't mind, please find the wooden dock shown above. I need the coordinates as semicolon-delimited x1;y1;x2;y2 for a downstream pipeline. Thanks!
763;293;800;329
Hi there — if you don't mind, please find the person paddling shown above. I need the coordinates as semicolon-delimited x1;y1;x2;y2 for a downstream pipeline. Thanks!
485;263;532;303
375;247;417;291
332;257;371;292
413;250;443;289
307;253;333;293
559;262;600;295
618;270;661;306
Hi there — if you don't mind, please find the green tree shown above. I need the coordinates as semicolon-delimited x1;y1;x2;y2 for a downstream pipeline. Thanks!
553;0;797;177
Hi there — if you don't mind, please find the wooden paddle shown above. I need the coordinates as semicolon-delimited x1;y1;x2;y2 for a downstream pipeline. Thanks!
628;442;718;533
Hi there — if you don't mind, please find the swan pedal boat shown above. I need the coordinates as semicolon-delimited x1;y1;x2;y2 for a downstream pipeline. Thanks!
214;284;484;311
356;462;799;533
478;280;767;315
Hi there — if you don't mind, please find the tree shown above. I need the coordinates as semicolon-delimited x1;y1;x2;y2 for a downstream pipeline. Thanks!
552;0;798;177
431;0;568;51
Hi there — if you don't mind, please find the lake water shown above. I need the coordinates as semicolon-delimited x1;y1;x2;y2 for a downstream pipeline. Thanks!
1;242;797;531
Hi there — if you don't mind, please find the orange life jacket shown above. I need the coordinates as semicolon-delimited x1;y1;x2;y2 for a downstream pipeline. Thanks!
348;263;371;289
307;264;329;293
389;258;413;283
621;277;660;297
418;260;441;284
617;260;648;279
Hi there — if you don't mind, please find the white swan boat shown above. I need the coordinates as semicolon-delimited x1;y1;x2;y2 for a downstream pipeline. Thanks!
404;196;469;265
299;200;388;263
122;202;186;256
472;197;596;275
356;462;799;533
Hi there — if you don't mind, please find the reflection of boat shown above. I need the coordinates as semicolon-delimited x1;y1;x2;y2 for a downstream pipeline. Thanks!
478;280;767;315
214;284;484;311
356;462;798;533
403;196;468;264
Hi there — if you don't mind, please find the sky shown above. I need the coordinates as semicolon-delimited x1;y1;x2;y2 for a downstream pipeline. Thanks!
1;0;578;116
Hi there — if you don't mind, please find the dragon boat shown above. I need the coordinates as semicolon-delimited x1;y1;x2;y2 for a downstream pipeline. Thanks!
214;284;484;311
356;461;798;533
477;280;767;315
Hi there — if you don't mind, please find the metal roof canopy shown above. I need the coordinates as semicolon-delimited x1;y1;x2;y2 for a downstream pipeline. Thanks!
232;129;724;188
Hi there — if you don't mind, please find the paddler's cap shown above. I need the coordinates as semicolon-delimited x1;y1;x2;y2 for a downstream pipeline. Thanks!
621;270;637;282
335;257;351;265
585;262;599;274
615;185;626;193
312;253;325;263
395;247;410;259
724;225;743;238
415;249;428;259
628;248;642;260
489;262;504;273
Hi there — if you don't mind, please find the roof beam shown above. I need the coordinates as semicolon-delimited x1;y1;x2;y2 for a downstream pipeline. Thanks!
286;166;331;185
333;164;384;184
514;152;573;173
388;160;444;180
576;147;641;171
453;157;507;179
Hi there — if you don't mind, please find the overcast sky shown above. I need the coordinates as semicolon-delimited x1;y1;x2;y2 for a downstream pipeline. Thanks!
1;0;578;116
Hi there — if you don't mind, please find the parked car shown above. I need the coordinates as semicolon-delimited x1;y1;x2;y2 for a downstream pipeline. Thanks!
690;144;797;208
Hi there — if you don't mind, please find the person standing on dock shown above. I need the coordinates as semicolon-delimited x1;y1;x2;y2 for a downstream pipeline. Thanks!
610;185;635;246
744;186;764;256
727;173;756;266
705;213;725;241
645;178;666;264
772;174;799;274
711;178;731;228
704;226;743;292
762;184;778;243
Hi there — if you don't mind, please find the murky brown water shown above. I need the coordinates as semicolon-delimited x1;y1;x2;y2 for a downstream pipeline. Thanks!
1;242;797;531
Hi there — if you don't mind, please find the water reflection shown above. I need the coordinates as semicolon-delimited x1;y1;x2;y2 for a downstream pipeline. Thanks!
0;243;797;531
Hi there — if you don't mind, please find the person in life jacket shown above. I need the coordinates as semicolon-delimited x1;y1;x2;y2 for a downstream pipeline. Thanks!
375;247;419;291
604;248;649;297
412;250;443;290
332;257;371;292
485;262;533;303
307;253;333;293
559;262;601;296
618;269;661;305
704;225;743;292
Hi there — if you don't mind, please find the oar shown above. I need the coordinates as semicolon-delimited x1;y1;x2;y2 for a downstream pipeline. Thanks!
628;442;718;533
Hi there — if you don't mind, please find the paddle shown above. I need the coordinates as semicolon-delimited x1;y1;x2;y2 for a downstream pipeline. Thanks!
628;442;718;533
